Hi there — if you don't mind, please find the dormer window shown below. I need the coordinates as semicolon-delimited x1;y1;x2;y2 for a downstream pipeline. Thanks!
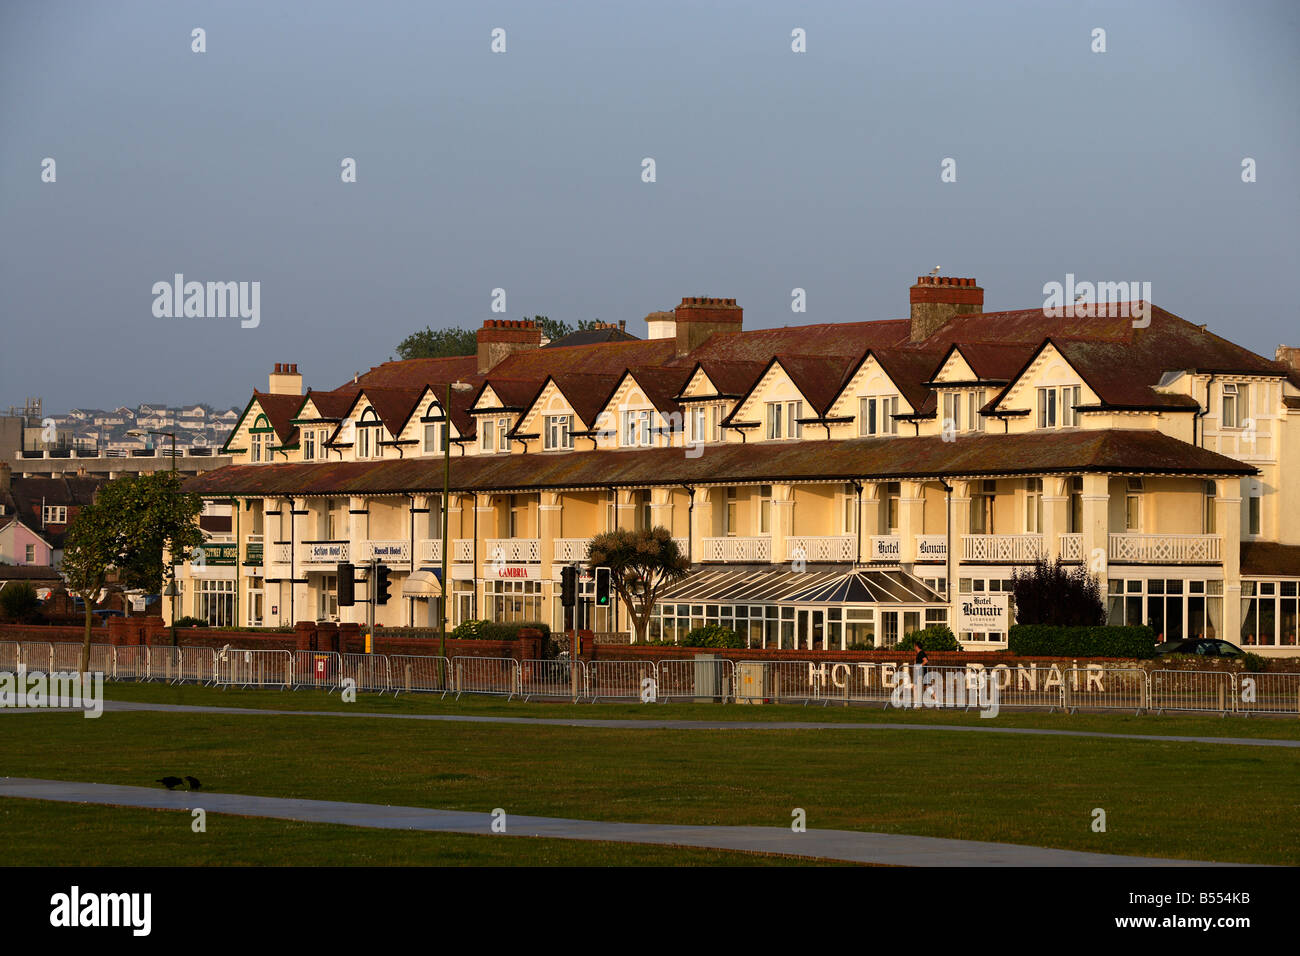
356;407;382;459
621;409;653;447
860;396;899;436
941;390;985;433
766;401;803;440
1037;386;1081;428
544;414;573;451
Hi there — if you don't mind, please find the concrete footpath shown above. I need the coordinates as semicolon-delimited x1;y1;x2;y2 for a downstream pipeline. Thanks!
18;698;1294;749
0;776;1238;866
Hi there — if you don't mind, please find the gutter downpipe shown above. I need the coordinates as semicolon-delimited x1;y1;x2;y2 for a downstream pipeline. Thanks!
851;480;863;565
682;484;696;565
939;479;954;609
1195;373;1216;448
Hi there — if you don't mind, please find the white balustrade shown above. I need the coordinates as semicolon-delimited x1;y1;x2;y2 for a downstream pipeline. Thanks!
1108;534;1220;564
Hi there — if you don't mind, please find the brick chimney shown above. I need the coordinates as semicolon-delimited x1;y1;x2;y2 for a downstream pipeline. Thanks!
268;362;303;396
909;276;983;343
477;319;542;373
674;297;743;356
1276;345;1300;375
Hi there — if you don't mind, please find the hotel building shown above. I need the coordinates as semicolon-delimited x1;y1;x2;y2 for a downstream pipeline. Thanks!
180;278;1300;656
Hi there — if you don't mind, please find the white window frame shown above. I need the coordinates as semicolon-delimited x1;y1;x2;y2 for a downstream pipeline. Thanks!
42;505;68;524
1125;478;1143;532
544;414;573;451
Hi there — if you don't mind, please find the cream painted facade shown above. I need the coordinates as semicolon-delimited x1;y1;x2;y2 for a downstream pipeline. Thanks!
179;300;1300;656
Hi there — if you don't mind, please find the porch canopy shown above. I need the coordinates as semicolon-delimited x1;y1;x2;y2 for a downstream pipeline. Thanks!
659;567;944;606
401;570;443;598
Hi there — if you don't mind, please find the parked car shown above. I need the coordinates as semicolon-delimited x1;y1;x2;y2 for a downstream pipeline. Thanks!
1154;638;1244;657
90;609;125;624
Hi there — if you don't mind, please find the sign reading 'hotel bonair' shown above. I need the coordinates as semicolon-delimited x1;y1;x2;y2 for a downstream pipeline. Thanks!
869;536;900;561
958;594;1010;632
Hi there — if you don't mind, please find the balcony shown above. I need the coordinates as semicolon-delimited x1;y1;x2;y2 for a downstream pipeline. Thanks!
961;534;1045;563
554;538;590;562
702;536;771;563
787;535;856;563
417;539;442;564
485;538;540;563
1109;534;1221;564
1059;533;1084;562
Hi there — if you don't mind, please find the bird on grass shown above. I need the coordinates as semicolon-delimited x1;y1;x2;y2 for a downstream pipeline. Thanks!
185;776;202;791
156;776;184;790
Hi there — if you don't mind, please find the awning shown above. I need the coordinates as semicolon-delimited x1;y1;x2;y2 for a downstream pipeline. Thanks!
658;567;944;606
401;570;443;598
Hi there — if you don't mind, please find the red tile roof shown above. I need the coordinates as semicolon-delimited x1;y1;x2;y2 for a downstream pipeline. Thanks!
184;429;1255;498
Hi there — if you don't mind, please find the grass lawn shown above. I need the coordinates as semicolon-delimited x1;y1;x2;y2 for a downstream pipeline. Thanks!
1;692;1297;865
98;680;1300;740
0;798;833;866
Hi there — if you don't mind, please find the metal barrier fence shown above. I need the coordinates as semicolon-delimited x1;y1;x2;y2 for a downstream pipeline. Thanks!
1150;669;1234;715
587;660;658;702
113;646;148;681
177;646;218;685
342;653;390;693
217;649;293;688
452;656;520;699
20;642;53;675
655;658;735;703
1062;666;1148;714
389;655;452;696
293;650;342;691
6;637;1299;719
1234;671;1300;717
519;659;586;701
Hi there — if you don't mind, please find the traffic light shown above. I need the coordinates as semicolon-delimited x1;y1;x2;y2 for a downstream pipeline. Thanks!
374;563;392;605
337;562;355;607
594;566;611;607
560;565;577;607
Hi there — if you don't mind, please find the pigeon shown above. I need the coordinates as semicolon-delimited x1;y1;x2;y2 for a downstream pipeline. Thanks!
157;777;184;790
185;776;202;791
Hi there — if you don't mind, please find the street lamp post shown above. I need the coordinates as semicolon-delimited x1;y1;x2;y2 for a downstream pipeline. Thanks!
440;382;472;677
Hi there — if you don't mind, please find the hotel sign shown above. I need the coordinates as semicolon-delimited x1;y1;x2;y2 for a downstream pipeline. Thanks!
488;564;540;580
362;541;411;563
869;536;900;561
916;537;947;560
243;542;263;566
958;594;1010;632
194;543;237;566
304;541;348;563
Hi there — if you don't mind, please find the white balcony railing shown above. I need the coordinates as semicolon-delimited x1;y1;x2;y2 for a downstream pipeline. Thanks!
915;534;948;561
485;538;541;563
787;535;856;562
453;539;474;563
270;542;292;565
961;534;1045;563
1109;534;1221;564
554;538;591;562
358;540;412;565
702;536;772;562
417;539;443;564
1059;533;1084;562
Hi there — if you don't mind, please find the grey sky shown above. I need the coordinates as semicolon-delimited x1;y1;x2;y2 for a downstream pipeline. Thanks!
1;0;1296;412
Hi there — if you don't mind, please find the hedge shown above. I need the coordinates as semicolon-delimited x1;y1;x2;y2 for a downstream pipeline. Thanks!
1008;624;1156;659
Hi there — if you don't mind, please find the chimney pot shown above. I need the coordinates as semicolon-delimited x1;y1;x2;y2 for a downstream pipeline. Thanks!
909;276;983;343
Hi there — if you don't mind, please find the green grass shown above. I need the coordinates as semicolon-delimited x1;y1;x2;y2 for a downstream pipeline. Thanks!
2;697;1297;865
97;680;1300;740
0;799;834;866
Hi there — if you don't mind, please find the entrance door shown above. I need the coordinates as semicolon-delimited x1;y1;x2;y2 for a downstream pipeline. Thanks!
881;611;900;648
797;608;826;649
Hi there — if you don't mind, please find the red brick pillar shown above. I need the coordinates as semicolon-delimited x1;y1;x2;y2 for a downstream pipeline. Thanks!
338;622;361;655
515;629;542;661
107;616;132;647
294;620;317;651
316;621;340;653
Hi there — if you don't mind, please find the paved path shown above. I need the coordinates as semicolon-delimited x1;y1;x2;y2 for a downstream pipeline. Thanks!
0;776;1237;866
14;698;1296;749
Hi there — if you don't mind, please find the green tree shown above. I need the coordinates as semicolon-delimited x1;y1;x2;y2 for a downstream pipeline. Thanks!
394;326;477;360
586;527;689;644
1011;557;1105;627
535;316;601;342
61;473;204;672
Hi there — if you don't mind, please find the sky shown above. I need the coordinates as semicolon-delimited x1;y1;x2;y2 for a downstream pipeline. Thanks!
1;0;1297;412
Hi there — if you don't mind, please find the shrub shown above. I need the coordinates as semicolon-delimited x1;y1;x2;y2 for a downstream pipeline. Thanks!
1240;652;1268;673
895;624;961;652
172;616;208;628
452;619;551;644
0;583;42;623
1008;624;1155;658
681;624;743;648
